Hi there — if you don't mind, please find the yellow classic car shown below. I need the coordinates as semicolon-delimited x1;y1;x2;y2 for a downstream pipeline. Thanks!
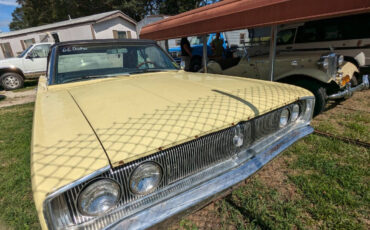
32;39;315;229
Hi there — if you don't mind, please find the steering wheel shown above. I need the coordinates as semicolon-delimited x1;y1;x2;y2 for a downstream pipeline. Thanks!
137;61;157;68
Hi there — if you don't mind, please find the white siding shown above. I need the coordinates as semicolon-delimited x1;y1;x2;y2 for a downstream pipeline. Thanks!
0;24;94;59
137;16;167;36
54;24;93;41
224;29;249;47
93;17;137;39
0;16;138;59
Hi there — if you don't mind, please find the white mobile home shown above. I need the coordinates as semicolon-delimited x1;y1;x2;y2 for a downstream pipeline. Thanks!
0;11;137;59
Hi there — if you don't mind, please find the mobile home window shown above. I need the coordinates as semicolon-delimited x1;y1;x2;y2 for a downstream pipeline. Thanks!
113;30;132;39
0;43;14;58
23;38;35;49
240;33;245;44
39;34;50;42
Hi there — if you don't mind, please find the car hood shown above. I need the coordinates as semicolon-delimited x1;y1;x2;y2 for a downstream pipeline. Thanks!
0;57;22;68
65;71;310;167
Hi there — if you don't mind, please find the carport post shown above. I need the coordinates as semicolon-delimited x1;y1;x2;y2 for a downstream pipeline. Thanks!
165;39;169;52
203;35;208;73
269;25;277;81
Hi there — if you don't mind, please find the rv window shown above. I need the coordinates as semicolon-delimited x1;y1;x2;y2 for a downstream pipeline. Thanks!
277;29;295;45
295;26;319;43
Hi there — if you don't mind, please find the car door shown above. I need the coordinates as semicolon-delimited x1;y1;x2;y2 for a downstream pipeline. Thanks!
23;44;51;74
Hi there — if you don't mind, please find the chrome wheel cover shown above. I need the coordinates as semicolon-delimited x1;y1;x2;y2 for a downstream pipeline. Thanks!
2;75;20;89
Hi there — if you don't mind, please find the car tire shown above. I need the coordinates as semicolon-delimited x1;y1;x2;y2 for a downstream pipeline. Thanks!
0;72;24;90
292;79;327;116
350;72;360;86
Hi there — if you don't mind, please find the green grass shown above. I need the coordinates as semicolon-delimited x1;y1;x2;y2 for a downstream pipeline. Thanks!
0;101;369;230
0;103;40;230
180;134;369;229
313;110;370;143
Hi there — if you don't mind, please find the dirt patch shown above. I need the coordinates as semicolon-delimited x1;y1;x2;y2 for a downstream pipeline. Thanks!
256;155;300;200
0;221;12;230
175;203;225;230
0;89;36;108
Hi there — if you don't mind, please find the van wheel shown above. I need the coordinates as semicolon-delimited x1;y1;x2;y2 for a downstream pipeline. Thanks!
293;79;327;116
350;72;360;86
1;72;24;90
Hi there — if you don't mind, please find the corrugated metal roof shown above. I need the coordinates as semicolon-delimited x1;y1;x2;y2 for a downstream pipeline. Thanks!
0;10;137;38
141;0;370;40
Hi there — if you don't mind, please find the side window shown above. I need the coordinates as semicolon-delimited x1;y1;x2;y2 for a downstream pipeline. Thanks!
295;26;319;43
277;29;296;45
322;24;341;41
30;44;51;58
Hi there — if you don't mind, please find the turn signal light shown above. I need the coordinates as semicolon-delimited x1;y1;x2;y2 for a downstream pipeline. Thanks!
341;75;350;86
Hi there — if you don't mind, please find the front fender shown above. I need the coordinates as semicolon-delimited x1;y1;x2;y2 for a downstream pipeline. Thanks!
0;66;25;77
275;68;332;84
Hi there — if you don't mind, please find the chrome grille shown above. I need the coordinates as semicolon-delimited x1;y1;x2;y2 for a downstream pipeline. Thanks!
63;121;253;226
55;106;287;228
327;53;338;77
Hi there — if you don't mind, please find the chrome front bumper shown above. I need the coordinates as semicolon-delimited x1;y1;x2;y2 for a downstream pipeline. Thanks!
109;125;313;230
328;75;369;100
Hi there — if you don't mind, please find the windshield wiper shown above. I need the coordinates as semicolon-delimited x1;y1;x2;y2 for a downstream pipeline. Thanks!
62;75;113;83
128;69;164;74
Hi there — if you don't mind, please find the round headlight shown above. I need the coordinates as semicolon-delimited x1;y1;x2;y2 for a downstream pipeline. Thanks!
77;179;121;216
279;108;290;128
338;55;344;66
320;57;329;69
130;162;162;195
291;104;300;122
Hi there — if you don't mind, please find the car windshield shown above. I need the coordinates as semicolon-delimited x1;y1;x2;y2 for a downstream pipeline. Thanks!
53;43;179;84
18;45;33;58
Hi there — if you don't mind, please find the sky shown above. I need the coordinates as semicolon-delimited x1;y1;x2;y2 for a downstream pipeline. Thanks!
0;0;18;33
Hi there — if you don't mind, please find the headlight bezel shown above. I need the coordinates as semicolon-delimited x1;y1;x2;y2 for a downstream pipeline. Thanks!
318;56;329;69
129;161;163;196
291;103;301;122
338;55;344;66
77;178;122;217
279;108;290;128
278;101;305;128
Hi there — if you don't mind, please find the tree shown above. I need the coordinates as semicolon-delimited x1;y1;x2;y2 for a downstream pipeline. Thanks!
9;0;220;31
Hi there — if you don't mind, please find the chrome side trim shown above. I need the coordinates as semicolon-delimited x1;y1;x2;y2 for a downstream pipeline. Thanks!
109;125;313;230
328;75;369;100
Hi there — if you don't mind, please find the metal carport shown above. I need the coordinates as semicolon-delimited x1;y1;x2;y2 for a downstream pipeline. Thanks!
140;0;370;76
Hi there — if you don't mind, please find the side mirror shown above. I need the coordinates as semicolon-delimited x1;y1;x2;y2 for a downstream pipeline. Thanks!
26;52;34;59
